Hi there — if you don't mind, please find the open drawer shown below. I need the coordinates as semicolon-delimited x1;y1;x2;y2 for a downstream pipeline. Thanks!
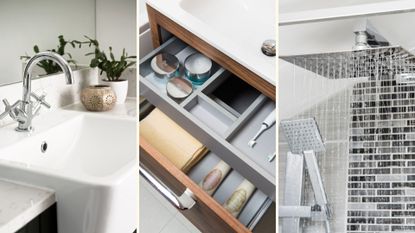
140;138;274;233
139;37;276;232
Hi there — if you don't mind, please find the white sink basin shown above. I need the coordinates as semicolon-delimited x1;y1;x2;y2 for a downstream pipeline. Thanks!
146;0;276;85
0;110;137;233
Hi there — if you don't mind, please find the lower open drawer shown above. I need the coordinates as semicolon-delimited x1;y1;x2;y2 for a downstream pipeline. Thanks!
140;137;274;233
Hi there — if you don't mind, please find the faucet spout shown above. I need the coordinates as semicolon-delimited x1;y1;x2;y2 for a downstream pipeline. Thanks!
17;52;74;131
23;52;74;103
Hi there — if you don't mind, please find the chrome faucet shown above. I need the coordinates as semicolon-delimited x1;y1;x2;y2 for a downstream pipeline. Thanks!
0;52;74;132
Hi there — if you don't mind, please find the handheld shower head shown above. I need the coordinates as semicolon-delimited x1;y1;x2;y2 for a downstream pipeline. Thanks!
280;118;325;154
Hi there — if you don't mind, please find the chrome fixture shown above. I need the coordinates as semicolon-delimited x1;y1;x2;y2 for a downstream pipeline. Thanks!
0;52;74;132
279;118;332;233
352;20;389;51
352;31;370;50
40;141;48;153
139;164;196;210
280;20;415;80
261;39;276;56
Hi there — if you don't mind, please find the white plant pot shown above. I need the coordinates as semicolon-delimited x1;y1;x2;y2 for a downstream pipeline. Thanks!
102;79;128;104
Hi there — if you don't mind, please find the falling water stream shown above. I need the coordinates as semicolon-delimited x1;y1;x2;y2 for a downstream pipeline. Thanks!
280;47;415;232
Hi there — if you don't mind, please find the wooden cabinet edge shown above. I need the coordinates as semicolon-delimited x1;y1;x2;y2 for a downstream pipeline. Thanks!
139;138;251;233
146;4;276;101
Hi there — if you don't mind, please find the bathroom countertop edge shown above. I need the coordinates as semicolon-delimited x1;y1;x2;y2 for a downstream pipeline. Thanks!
0;179;56;233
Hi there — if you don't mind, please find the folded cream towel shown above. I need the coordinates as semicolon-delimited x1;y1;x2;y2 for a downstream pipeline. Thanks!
140;108;208;173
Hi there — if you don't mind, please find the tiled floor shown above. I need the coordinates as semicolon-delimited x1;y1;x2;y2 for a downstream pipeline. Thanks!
139;176;201;233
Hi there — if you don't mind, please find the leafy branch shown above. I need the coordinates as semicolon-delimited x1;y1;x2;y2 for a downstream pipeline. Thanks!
21;35;136;80
21;35;78;75
81;36;136;81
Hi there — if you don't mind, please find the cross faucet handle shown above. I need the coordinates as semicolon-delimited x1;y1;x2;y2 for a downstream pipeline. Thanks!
0;99;23;120
0;99;12;119
30;92;51;109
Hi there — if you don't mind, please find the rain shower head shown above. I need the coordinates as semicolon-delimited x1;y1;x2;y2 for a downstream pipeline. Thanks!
280;46;415;79
280;118;325;154
280;20;415;80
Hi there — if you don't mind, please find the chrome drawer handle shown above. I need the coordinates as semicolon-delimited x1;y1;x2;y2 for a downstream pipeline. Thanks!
139;165;196;210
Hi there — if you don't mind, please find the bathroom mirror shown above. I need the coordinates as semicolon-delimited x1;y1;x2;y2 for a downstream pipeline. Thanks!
0;0;96;86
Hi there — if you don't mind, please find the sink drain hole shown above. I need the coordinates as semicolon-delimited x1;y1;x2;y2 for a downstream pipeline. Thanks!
41;141;47;153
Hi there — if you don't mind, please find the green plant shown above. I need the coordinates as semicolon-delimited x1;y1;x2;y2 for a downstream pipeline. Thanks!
82;36;136;81
21;35;78;75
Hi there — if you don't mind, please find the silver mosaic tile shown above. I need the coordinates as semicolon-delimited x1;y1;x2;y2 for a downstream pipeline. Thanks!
347;73;415;232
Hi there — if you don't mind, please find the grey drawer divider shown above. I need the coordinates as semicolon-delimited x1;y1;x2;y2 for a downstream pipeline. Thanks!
180;68;227;108
210;98;241;118
195;93;238;122
139;37;182;64
224;94;268;140
247;198;273;230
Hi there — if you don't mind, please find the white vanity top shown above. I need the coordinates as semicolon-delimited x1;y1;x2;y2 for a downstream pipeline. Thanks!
0;179;55;233
0;98;137;233
146;0;276;86
64;97;137;117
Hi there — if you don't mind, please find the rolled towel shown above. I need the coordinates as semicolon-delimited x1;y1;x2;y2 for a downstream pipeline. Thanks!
199;160;231;195
140;108;208;173
223;179;256;217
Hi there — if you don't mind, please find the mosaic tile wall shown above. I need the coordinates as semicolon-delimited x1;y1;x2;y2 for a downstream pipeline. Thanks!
347;74;415;232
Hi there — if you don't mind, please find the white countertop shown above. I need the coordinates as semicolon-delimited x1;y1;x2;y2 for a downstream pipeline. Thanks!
63;98;137;118
0;99;135;233
0;179;55;233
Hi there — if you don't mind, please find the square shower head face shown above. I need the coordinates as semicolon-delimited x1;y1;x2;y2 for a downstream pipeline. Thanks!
280;46;415;79
280;118;325;154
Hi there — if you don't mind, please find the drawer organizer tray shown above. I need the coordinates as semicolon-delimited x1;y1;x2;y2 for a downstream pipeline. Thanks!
187;152;272;230
139;39;221;104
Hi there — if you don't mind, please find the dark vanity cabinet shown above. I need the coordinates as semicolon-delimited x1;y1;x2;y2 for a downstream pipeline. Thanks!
15;204;57;233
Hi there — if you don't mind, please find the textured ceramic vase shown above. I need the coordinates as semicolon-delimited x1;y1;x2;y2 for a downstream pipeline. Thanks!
81;85;116;111
102;79;128;104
